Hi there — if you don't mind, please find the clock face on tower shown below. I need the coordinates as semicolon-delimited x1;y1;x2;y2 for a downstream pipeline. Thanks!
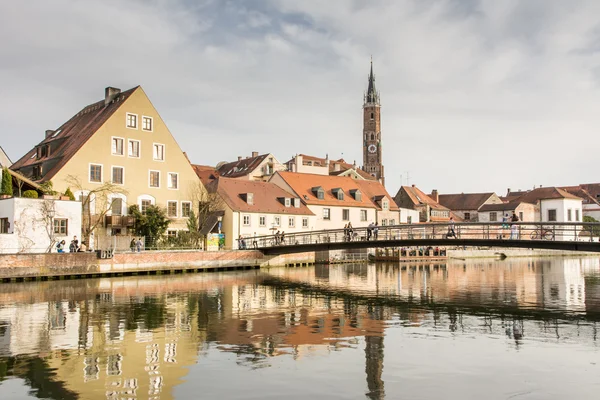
368;144;377;154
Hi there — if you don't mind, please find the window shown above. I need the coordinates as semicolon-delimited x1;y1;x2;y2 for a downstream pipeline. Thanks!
89;164;102;183
284;198;291;207
33;165;42;179
112;166;124;185
335;190;344;200
243;215;251;226
111;137;124;155
141;199;152;214
153;144;164;161
259;216;266;227
519;212;524;222
111;198;123;215
342;209;350;221
382;200;389;210
464;212;471;221
167;201;177;217
288;216;295;228
390;219;395;226
128;140;140;158
360;210;367;221
302;217;308;228
370;112;374;120
0;218;9;234
126;113;137;129
547;209;557;222
142;116;153;131
181;202;191;218
167;230;177;238
149;171;160;188
407;216;412;224
567;209;572;222
53;219;68;235
575;209;580;222
274;216;280;227
168;173;178;189
490;212;498;222
323;208;330;220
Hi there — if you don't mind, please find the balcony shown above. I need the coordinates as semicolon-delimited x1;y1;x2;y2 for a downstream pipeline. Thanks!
105;215;135;227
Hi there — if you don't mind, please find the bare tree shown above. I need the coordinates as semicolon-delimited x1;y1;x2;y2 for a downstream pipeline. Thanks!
65;175;128;246
187;182;224;235
38;199;57;253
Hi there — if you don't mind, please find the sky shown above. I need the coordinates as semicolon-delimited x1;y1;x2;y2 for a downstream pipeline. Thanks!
1;0;599;196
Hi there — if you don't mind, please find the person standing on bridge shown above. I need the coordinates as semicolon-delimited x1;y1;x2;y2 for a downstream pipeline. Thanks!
510;212;519;240
367;222;375;240
447;217;457;238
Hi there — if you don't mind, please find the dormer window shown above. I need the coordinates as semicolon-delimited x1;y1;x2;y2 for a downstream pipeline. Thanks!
332;188;344;200
311;186;325;200
284;198;291;207
382;199;389;210
293;198;300;208
350;189;362;201
242;193;254;205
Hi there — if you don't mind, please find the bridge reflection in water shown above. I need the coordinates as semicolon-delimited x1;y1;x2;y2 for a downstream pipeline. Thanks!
0;257;599;399
255;222;600;254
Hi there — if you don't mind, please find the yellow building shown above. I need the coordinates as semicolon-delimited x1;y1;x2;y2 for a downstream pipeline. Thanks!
10;86;202;247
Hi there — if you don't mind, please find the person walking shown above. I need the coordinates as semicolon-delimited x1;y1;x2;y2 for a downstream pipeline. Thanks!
347;222;354;241
373;223;379;240
130;238;136;252
447;217;457;238
343;223;349;242
280;231;286;245
510;212;519;240
367;222;374;240
136;238;143;252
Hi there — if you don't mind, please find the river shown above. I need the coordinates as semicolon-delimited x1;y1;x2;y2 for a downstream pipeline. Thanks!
0;257;599;399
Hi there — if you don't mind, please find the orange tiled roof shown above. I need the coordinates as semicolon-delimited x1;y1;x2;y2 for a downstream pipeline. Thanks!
400;185;449;211
514;187;581;203
274;171;378;208
353;179;399;211
11;87;139;182
192;164;219;186
215;177;314;215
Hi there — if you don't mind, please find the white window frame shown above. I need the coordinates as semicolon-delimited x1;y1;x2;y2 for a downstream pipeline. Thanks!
567;209;572;222
575;209;580;222
274;216;281;227
137;195;155;213
111;165;125;185
288;216;295;228
126;113;138;129
142;115;153;132
128;139;141;158
167;172;179;190
302;217;309;228
382;199;389;210
259;216;266;227
242;214;251;226
342;209;350;221
89;163;103;184
360;209;367;221
153;143;165;162
149;170;161;188
323;208;330;220
111;136;125;156
181;201;192;218
167;200;178;218
284;198;291;207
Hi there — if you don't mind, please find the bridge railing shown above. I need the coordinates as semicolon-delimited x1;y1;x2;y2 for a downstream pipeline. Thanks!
251;222;600;248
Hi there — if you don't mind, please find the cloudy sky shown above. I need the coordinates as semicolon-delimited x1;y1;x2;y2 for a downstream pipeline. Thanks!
1;0;599;195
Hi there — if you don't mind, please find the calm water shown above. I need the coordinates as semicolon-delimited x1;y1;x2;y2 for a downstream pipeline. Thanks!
1;257;599;400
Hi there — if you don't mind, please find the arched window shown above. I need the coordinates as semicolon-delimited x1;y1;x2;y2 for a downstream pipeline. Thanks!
370;133;375;141
370;112;374;120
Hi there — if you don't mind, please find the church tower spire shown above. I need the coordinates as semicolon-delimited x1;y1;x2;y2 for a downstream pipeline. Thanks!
362;58;384;186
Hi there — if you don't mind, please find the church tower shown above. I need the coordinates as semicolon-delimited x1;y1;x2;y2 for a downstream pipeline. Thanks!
362;59;384;186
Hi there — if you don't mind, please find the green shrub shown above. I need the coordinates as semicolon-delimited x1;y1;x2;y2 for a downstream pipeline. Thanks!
1;168;12;196
23;190;39;198
64;187;76;201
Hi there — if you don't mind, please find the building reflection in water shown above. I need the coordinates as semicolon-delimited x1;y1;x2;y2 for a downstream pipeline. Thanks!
0;257;598;399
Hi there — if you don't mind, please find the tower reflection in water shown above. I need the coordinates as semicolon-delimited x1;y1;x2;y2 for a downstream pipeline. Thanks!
0;257;598;400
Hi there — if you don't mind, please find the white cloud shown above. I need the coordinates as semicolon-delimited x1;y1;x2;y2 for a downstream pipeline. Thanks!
1;0;600;195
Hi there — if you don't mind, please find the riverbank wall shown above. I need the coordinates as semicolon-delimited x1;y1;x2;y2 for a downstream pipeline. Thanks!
448;248;599;259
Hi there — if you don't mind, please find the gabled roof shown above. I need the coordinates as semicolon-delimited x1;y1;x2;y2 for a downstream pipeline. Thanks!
580;183;600;200
560;186;600;206
273;171;378;208
216;154;271;178
10;87;139;182
353;179;399;211
479;201;533;213
438;192;498;211
397;185;449;211
192;164;219;186
0;146;12;167
514;187;581;203
215;177;314;215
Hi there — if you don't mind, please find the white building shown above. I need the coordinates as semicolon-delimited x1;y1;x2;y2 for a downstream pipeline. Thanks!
0;197;82;253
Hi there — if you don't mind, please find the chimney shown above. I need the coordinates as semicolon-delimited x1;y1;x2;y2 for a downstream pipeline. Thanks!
104;87;121;106
507;188;511;195
45;130;55;139
431;189;439;203
251;151;258;158
238;156;242;161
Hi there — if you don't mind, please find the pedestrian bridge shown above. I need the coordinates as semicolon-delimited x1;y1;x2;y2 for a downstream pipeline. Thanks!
253;222;600;255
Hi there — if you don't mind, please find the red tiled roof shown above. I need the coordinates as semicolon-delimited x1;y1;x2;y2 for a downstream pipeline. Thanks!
514;187;581;203
10;87;139;182
215;177;314;215
286;154;377;181
438;192;498;211
560;186;600;206
353;179;399;211
274;171;378;208
192;164;219;186
398;186;449;211
217;154;269;178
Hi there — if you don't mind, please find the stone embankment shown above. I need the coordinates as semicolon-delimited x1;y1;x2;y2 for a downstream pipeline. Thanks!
0;250;316;281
